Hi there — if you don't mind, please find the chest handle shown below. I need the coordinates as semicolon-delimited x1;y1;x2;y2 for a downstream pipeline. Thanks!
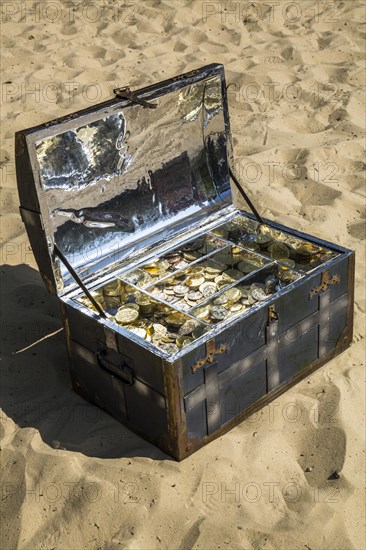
96;349;135;385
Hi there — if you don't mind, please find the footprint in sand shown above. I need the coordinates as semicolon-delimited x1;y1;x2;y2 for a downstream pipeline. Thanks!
347;220;366;240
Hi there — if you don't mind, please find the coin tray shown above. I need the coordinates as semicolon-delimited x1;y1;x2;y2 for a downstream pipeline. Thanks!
122;233;228;288
209;213;339;273
189;263;303;326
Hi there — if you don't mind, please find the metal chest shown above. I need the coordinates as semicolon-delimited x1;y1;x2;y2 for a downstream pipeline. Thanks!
15;64;354;460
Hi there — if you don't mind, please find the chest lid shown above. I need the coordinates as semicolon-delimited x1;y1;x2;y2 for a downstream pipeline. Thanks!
16;63;233;295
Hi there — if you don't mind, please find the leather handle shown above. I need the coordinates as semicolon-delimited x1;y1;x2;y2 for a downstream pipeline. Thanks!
96;349;135;385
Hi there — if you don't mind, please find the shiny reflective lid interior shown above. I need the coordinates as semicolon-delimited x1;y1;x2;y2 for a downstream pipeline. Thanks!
27;64;233;294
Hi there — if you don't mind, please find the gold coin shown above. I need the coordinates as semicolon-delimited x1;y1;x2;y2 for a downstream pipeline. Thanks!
238;240;260;252
176;336;194;348
142;262;162;275
179;319;199;336
164;253;181;264
124;302;140;311
183;251;201;262
193;305;210;320
192;325;208;339
205;261;226;274
154;304;171;316
294;242;321;258
163;286;175;295
248;294;257;305
174;284;189;296
165;312;187;327
268;242;290;260
203;271;217;280
230;303;243;312
254;233;272;247
151;289;168;301
185;290;202;301
280;270;302;284
214;288;241;305
115;306;140;324
183;238;204;251
186;275;205;289
152;323;167;336
264;275;277;295
261;226;287;242
278;258;296;268
103;279;122;296
210;227;229;238
188;266;205;275
160;343;179;355
214;275;226;285
89;291;105;308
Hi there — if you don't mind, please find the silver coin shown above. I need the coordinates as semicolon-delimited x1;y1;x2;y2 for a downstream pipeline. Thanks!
250;283;267;301
174;284;189;296
211;306;229;321
185;290;203;301
199;282;217;297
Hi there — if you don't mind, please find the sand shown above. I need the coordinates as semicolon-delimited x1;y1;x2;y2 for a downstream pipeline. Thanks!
0;1;365;549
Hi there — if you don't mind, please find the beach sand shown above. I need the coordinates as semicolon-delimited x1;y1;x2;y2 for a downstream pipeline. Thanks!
0;1;365;548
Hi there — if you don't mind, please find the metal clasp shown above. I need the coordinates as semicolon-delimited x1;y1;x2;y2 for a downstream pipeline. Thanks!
113;86;157;109
192;339;228;373
268;305;279;322
309;270;340;300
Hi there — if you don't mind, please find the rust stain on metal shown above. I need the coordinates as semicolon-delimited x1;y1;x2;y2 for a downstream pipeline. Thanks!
192;339;228;372
309;270;340;299
268;304;278;322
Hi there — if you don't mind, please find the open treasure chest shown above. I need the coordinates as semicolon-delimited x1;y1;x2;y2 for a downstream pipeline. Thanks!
16;64;354;460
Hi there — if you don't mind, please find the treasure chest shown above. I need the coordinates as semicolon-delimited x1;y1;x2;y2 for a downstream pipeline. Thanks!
16;64;354;460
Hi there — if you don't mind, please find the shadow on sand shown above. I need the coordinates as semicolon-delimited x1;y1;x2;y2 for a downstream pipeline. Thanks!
0;264;170;460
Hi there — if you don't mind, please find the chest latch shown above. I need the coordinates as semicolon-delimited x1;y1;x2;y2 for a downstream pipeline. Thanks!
309;270;340;300
192;339;228;373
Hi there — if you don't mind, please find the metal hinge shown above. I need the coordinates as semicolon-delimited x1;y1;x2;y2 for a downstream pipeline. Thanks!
192;339;228;373
113;86;157;109
309;270;340;300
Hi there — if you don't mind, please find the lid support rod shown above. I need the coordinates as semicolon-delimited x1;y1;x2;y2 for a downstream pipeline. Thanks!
229;167;264;225
53;244;107;318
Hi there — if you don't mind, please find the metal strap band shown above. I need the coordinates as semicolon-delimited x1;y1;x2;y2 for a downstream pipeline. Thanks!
184;384;206;412
204;362;221;434
266;321;280;392
319;291;331;356
219;346;266;388
184;292;348;417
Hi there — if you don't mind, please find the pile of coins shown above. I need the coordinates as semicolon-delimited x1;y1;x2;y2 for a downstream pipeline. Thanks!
77;215;335;356
210;215;338;271
147;247;268;311
101;283;208;354
191;270;300;324
123;235;226;288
